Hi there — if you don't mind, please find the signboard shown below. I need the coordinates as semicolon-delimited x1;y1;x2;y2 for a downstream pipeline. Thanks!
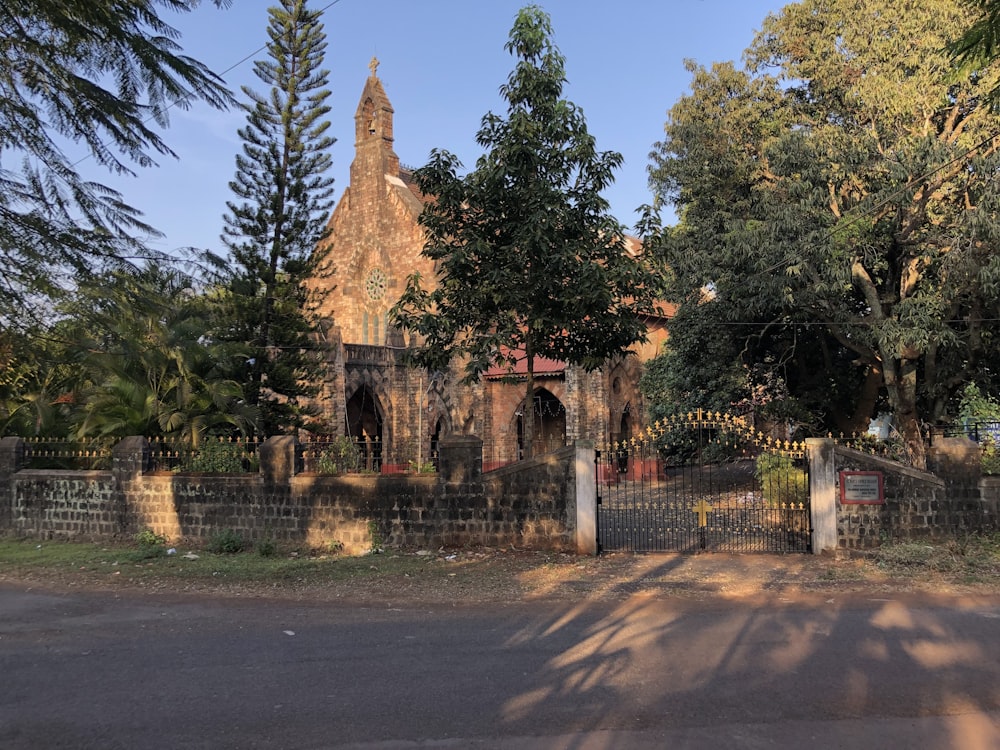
839;471;884;504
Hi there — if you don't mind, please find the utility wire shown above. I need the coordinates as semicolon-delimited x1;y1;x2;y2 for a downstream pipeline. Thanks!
70;0;347;173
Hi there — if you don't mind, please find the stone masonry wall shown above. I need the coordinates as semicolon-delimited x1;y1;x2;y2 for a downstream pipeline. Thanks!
834;445;975;549
1;435;578;554
482;445;578;551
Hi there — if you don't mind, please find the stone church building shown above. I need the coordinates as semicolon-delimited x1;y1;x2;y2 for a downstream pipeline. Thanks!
307;62;669;469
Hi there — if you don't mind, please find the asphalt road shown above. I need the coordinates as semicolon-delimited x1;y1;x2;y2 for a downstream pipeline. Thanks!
1;585;999;749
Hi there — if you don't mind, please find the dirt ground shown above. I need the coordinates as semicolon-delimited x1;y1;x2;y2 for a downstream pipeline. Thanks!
365;547;1000;606
8;544;998;607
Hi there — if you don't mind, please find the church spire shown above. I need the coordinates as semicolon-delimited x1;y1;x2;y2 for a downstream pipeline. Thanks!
351;59;400;185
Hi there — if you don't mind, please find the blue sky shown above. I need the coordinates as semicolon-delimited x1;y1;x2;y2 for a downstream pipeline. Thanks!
81;0;788;255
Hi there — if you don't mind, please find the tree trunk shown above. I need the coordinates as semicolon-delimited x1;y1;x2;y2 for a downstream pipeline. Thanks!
835;364;882;435
883;354;926;469
523;332;535;460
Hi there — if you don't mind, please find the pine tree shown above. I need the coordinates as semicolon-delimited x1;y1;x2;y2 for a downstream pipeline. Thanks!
219;0;335;435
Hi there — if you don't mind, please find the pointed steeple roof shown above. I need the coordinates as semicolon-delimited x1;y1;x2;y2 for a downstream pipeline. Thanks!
353;56;399;175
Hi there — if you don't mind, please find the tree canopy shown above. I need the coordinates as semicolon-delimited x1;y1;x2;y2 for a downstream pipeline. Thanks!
0;0;233;322
392;5;659;457
646;0;1000;467
216;0;335;436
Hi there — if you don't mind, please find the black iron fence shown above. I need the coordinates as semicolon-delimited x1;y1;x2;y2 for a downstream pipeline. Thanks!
146;437;262;473
21;437;114;470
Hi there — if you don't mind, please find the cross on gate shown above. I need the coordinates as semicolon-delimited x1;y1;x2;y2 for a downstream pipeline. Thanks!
692;499;714;527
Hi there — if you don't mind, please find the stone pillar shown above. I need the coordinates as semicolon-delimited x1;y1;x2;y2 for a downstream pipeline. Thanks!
574;440;597;555
260;436;298;486
0;436;26;531
436;434;483;487
929;436;983;530
112;436;149;536
806;438;837;553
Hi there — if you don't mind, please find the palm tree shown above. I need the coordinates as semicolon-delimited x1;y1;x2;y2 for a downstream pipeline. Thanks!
71;264;260;443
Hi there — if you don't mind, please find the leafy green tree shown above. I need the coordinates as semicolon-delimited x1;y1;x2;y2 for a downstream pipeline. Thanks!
0;324;81;437
217;0;334;436
69;264;258;443
0;0;233;322
647;0;1000;468
392;6;659;457
950;0;1000;105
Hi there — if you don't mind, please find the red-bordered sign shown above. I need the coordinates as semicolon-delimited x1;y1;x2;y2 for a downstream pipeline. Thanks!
839;471;884;504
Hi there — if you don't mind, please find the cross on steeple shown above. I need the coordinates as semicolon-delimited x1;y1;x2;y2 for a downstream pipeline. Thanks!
369;56;379;78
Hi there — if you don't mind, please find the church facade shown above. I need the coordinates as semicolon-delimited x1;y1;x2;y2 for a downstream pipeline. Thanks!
307;63;668;469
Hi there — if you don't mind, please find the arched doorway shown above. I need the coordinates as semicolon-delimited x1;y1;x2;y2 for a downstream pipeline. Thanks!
430;417;444;469
516;388;566;457
345;386;383;472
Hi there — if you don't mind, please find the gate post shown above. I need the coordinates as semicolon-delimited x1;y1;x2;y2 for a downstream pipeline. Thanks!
806;438;837;553
574;440;597;555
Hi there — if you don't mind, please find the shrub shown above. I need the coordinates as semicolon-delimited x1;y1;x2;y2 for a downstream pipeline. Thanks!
408;459;436;474
755;452;809;506
368;520;384;554
187;439;252;473
134;528;167;559
316;436;360;474
208;529;246;554
256;537;277;557
982;437;1000;476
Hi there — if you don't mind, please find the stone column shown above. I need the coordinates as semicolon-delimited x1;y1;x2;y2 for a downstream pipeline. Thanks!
0;436;26;531
112;436;149;536
260;435;298;486
929;436;984;531
574;440;597;555
436;434;483;488
806;438;837;553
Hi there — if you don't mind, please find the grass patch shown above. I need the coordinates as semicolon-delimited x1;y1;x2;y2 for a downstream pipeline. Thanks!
0;538;449;590
871;532;1000;578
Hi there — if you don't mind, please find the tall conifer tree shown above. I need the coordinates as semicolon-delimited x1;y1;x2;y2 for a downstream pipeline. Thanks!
220;0;334;435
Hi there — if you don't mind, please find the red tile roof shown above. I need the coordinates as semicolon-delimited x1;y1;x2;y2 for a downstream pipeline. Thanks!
484;348;566;379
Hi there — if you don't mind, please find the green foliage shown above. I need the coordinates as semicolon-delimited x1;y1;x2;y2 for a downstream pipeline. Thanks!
316;436;360;474
326;539;345;554
755;452;809;507
408;459;436;474
948;0;1000;106
392;6;659;457
956;384;1000;474
0;324;82;437
256;537;278;557
958;383;1000;423
208;529;247;554
981;437;1000;475
134;528;168;559
66;264;259;443
0;0;234;323
188;440;252;473
646;0;1000;468
214;0;335;436
368;520;384;554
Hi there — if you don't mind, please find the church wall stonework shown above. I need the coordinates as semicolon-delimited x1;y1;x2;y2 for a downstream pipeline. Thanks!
306;63;667;464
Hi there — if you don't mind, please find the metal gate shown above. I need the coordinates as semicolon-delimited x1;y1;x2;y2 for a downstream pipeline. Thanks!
597;412;811;553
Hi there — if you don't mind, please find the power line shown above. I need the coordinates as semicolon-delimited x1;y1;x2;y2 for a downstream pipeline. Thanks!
70;0;347;172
